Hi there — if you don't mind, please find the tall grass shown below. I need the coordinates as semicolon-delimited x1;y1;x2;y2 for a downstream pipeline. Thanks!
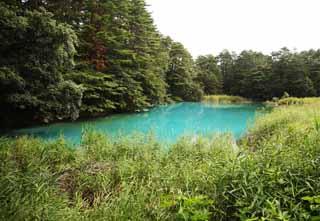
203;95;251;104
266;97;320;106
1;99;320;220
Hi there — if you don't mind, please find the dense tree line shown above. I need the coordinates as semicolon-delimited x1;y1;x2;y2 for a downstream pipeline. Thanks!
195;48;320;100
216;48;320;100
0;3;82;127
0;0;319;128
0;0;202;128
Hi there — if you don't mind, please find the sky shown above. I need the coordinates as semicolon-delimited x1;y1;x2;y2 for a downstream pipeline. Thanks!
145;0;320;57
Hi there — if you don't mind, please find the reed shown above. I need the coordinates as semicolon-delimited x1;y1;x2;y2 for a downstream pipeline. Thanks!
203;95;251;104
1;98;320;220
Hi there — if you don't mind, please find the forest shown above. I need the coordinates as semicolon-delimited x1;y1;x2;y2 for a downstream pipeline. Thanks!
1;0;320;129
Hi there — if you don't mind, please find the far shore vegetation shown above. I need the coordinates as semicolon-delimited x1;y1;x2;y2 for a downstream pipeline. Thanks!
266;96;320;106
202;95;251;104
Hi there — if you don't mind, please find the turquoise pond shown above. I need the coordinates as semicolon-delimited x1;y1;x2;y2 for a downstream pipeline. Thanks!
10;102;265;144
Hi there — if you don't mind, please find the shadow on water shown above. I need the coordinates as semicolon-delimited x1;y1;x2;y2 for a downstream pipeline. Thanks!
6;102;267;146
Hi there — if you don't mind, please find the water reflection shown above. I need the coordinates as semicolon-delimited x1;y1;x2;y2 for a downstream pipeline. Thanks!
10;102;264;144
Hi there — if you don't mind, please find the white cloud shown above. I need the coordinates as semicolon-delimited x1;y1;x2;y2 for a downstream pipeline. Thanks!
146;0;320;57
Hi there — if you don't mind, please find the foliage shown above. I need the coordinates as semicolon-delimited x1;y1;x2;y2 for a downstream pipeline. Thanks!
195;55;223;95
202;95;251;104
265;97;320;106
0;3;82;128
0;0;204;128
76;0;170;111
302;195;320;220
212;48;318;101
2;1;320;129
65;70;120;115
166;41;203;101
2;0;320;220
161;194;213;221
1;99;320;220
217;50;237;94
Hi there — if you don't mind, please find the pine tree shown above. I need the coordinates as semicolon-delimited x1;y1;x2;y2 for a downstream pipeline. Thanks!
272;48;316;97
195;55;223;95
0;3;82;127
300;50;320;96
65;70;120;116
166;41;203;101
230;50;272;98
75;0;170;111
127;0;169;105
217;50;236;94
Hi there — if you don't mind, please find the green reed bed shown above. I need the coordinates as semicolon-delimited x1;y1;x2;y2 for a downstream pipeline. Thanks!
265;97;320;106
202;95;251;104
1;100;320;220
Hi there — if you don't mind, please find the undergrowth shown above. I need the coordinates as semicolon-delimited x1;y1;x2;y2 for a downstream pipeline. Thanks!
1;99;320;220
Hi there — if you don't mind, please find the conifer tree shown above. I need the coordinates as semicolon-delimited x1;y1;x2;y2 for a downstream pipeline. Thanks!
166;41;203;101
0;3;82;127
217;50;236;94
195;55;223;95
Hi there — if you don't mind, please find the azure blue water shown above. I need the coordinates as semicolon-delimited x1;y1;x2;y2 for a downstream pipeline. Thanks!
11;102;264;144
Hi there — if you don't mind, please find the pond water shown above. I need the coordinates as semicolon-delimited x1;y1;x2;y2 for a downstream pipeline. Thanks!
10;102;264;144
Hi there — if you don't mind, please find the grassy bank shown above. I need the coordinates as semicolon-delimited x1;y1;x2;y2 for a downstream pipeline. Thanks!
1;99;320;220
265;97;320;106
202;95;251;104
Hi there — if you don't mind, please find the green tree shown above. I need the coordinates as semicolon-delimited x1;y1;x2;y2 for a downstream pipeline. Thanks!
299;49;320;96
73;0;169;112
53;0;145;113
65;71;120;116
217;50;236;94
166;41;203;101
230;50;271;98
127;0;169;105
0;3;82;127
195;55;223;95
241;65;274;100
272;48;316;97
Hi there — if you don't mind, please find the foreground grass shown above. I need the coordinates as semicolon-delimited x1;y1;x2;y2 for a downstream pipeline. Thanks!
203;95;251;104
1;100;320;220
